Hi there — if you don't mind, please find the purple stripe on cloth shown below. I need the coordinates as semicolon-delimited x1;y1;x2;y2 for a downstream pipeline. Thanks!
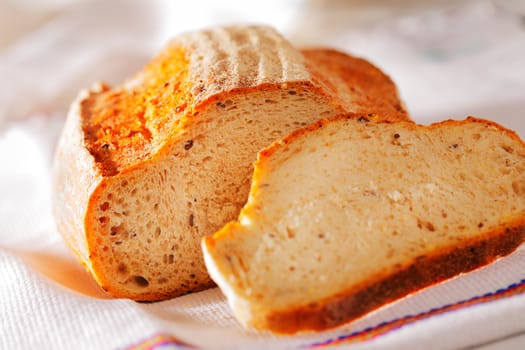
126;278;525;349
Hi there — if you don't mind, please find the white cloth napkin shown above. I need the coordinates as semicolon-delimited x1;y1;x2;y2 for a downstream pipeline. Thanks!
1;1;525;349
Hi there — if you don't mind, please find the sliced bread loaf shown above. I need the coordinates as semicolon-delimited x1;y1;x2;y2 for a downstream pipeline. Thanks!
202;115;525;334
52;25;409;300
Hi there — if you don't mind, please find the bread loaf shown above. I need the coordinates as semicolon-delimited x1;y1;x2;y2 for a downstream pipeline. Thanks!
202;115;525;334
52;25;409;300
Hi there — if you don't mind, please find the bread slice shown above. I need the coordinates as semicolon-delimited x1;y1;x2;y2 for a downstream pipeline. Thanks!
51;25;410;301
202;115;525;334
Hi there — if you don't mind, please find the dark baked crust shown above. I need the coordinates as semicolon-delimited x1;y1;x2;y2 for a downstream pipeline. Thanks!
263;221;524;333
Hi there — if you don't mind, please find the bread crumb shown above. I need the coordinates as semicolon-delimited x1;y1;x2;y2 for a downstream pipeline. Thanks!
387;190;404;202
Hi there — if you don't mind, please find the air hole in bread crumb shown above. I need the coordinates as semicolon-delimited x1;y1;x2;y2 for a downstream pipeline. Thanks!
189;214;194;227
184;140;194;150
121;180;128;187
131;188;137;195
155;227;161;237
98;216;108;224
512;180;525;195
502;145;514;154
110;223;126;236
133;275;149;287
154;203;159;211
117;263;128;275
417;218;435;231
286;226;295;239
100;202;110;211
158;278;167;284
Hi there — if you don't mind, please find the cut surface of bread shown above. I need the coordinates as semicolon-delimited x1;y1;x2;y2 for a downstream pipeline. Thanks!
52;25;410;300
202;115;525;334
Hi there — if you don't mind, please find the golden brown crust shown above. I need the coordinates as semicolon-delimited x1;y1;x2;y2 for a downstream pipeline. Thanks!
302;48;408;121
52;86;106;273
256;115;523;165
83;45;411;179
82;46;191;176
262;221;525;333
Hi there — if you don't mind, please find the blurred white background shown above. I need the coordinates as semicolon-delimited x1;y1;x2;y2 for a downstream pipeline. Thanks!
0;0;524;131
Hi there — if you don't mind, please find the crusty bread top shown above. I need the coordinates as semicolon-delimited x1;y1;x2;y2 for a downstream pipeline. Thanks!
202;115;525;333
301;49;406;121
80;25;311;177
177;25;311;101
81;46;190;176
80;25;408;177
